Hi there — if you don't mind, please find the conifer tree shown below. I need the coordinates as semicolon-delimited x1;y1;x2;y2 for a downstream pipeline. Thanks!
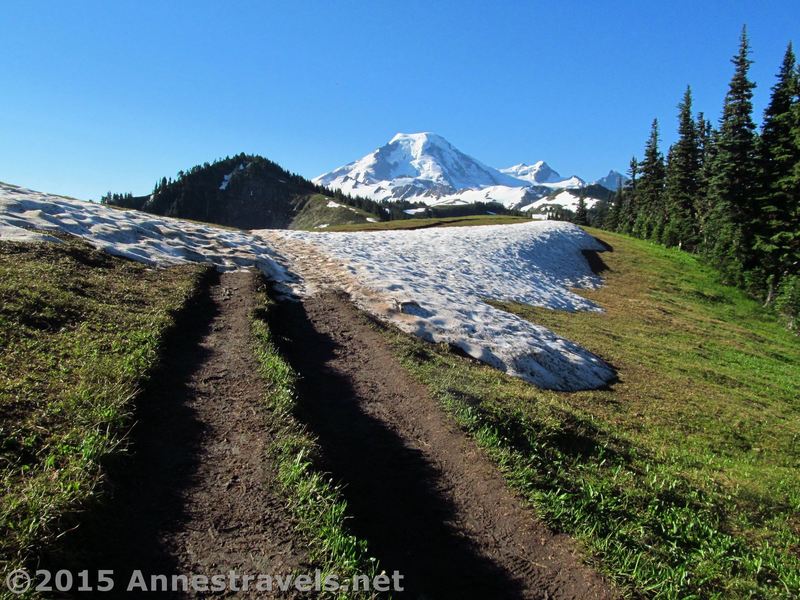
618;157;639;234
695;116;717;248
605;187;623;231
574;194;588;225
633;119;666;241
705;26;759;286
755;42;799;302
663;87;701;249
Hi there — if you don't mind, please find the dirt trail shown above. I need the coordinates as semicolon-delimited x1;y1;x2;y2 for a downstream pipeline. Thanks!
47;271;307;598
269;290;614;600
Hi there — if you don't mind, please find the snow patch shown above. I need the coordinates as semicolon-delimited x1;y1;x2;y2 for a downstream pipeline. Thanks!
0;182;291;282
262;221;614;391
219;163;246;191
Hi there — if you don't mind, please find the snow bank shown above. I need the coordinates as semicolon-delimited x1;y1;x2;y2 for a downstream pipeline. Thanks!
263;221;614;391
0;182;290;281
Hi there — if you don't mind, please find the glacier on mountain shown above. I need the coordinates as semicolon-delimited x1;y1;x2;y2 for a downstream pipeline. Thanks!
315;132;617;211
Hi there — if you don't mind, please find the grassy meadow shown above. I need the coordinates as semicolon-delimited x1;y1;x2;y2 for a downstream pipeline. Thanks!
377;227;800;598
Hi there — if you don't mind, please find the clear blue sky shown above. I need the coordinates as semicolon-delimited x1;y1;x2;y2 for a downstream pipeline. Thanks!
2;1;798;200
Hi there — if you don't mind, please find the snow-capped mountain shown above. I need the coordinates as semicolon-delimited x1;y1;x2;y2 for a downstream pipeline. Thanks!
315;132;618;211
593;170;629;191
500;161;584;189
315;132;522;203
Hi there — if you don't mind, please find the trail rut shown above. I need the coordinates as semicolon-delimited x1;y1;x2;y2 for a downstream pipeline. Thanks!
47;271;308;598
269;290;614;600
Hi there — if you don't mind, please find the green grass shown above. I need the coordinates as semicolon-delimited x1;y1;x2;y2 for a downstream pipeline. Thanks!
377;227;800;598
327;214;531;232
0;236;208;576
250;286;381;599
290;194;377;231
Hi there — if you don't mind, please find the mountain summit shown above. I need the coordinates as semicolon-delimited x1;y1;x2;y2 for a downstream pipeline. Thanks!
314;132;521;202
500;161;562;184
593;169;629;191
315;132;621;209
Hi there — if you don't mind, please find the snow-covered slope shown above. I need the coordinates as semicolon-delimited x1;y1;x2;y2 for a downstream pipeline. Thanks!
501;161;561;184
593;170;629;191
0;182;290;280
266;222;614;390
316;132;612;209
521;190;603;214
1;181;614;391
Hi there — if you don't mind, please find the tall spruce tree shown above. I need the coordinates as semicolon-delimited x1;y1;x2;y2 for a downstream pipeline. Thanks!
619;157;639;234
633;119;666;241
755;42;799;303
705;26;759;286
663;87;701;249
696;115;717;248
574;194;588;225
782;73;800;322
605;187;623;231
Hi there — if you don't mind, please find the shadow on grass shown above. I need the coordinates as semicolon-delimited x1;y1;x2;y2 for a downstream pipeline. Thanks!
267;297;530;599
40;269;219;598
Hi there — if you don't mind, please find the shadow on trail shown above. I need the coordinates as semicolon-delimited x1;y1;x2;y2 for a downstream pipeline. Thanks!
41;269;220;598
268;297;529;599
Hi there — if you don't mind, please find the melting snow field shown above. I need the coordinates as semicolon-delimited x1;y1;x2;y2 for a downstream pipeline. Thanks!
0;182;290;281
1;182;614;390
266;224;613;390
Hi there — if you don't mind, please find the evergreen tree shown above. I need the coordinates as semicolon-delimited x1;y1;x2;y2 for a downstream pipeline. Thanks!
618;157;639;234
663;87;701;249
604;187;623;231
705;26;759;286
755;42;799;303
574;194;588;225
695;116;717;248
633;119;666;241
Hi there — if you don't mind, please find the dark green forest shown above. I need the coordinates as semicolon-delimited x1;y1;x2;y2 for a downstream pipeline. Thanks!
101;154;391;229
597;28;799;327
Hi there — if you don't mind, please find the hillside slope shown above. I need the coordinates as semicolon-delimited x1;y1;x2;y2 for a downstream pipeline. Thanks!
104;154;380;230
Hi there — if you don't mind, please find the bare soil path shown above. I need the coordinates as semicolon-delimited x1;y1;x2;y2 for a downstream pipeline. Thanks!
47;271;307;598
268;290;614;600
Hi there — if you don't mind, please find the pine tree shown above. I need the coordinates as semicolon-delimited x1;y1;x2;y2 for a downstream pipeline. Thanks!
605;187;623;231
575;194;588;225
633;119;666;241
663;87;702;249
755;42;799;303
619;157;639;234
705;26;759;286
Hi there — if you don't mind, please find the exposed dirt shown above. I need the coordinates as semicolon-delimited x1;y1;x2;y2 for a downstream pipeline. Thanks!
269;290;615;600
46;271;308;598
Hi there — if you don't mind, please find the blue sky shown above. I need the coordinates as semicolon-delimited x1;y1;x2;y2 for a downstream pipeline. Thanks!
2;1;798;200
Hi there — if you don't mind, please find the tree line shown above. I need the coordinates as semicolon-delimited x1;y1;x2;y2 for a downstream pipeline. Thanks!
601;28;799;327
